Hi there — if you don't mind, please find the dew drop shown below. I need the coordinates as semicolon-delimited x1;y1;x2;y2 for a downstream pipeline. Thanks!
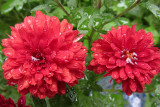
70;94;73;98
89;90;93;96
64;60;69;63
75;97;78;102
66;89;69;93
10;82;16;85
19;85;23;88
85;75;88;80
29;81;31;83
71;87;74;90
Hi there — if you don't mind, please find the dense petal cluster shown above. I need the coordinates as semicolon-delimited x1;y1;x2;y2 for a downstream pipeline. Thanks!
2;11;87;99
87;25;160;95
0;94;31;107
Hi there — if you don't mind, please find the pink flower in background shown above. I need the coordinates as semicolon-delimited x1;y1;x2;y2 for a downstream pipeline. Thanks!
0;94;31;107
2;11;87;99
87;25;160;95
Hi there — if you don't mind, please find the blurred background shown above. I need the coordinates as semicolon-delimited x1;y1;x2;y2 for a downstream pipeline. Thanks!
0;0;160;107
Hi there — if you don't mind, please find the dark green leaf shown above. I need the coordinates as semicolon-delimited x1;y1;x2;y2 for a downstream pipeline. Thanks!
67;0;77;8
32;96;47;107
66;86;77;102
50;7;70;19
1;0;26;14
75;91;124;107
31;4;52;14
1;0;15;14
141;2;160;19
49;95;72;107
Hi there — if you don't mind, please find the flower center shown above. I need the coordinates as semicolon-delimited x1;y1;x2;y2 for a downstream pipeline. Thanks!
31;52;44;61
30;52;47;67
121;51;138;65
124;51;138;65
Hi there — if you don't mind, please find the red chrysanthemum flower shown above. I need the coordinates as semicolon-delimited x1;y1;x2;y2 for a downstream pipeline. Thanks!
0;94;31;107
2;11;87;99
87;25;160;95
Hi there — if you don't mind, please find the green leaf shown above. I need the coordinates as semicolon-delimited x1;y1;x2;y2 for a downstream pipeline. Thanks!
90;83;103;92
31;4;52;14
49;85;78;107
78;19;90;30
101;13;114;23
102;21;117;31
141;2;160;19
49;95;72;107
0;20;10;41
83;39;89;49
116;17;130;25
93;18;102;29
128;5;144;17
111;0;134;14
66;86;77;102
73;7;102;34
1;0;27;14
67;0;77;8
1;0;15;14
32;96;47;107
76;91;124;107
50;7;70;19
155;85;160;94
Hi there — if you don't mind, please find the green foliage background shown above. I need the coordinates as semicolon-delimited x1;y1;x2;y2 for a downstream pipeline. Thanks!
1;0;160;107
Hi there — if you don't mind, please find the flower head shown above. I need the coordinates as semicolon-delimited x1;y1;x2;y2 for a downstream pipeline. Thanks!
87;25;160;95
2;11;87;99
0;94;31;107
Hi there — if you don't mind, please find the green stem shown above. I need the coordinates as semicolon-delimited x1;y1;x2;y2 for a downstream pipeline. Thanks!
19;13;25;19
78;0;81;7
88;28;96;50
39;0;43;5
0;86;5;91
103;89;122;93
103;88;155;93
94;72;106;82
100;0;141;29
45;97;51;107
97;0;102;9
13;9;22;22
143;88;156;93
111;80;117;90
156;0;160;5
27;0;31;10
54;0;77;24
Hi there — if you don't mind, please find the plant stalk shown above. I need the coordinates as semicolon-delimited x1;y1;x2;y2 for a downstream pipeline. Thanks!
100;0;141;29
54;0;77;24
103;88;155;93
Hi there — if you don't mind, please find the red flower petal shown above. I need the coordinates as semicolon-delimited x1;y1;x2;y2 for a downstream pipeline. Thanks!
18;95;26;107
129;79;137;92
2;48;16;58
125;65;134;79
119;67;127;80
112;69;119;79
35;73;43;81
55;50;74;63
136;62;151;70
